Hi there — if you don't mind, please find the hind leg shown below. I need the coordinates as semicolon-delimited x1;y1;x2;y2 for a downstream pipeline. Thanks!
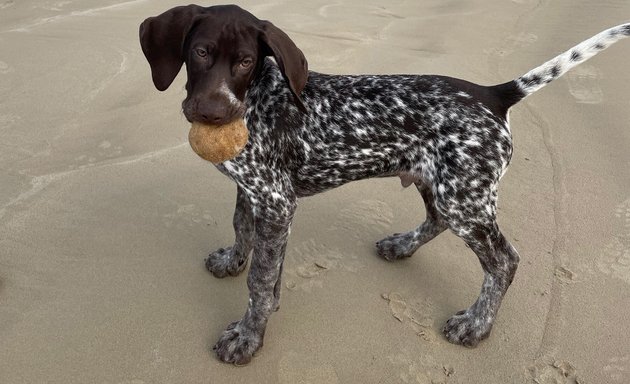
376;183;447;261
438;192;520;347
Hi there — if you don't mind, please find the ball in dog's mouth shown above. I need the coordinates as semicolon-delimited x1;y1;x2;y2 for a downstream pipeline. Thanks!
188;119;249;164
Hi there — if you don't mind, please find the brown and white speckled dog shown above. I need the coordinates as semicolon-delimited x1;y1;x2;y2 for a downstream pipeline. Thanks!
139;4;629;365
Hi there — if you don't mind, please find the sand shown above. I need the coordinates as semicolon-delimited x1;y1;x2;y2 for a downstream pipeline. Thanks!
1;1;629;383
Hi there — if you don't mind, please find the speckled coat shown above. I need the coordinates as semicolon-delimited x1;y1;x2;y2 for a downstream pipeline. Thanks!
139;5;630;365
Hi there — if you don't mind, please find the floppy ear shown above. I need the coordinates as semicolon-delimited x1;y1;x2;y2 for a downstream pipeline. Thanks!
259;21;309;113
139;5;206;91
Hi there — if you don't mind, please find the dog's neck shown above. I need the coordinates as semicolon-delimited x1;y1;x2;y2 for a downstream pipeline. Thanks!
245;58;297;115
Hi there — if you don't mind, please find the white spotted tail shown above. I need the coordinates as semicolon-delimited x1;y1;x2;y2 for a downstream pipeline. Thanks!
514;23;630;97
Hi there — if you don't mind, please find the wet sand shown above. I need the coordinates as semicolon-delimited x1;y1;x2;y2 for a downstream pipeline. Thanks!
1;1;629;383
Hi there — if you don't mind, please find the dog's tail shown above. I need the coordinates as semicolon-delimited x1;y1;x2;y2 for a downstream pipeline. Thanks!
496;22;630;109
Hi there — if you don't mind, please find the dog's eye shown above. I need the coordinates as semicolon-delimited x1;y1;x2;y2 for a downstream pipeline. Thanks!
240;58;254;69
195;48;208;58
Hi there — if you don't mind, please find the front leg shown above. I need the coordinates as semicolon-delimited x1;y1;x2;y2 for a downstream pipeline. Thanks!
206;187;254;277
213;188;296;365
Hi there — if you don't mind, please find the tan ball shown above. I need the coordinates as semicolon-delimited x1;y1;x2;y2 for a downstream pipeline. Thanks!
188;119;249;164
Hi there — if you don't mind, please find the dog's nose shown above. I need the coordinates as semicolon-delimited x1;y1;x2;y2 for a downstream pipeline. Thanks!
201;112;224;125
198;104;228;125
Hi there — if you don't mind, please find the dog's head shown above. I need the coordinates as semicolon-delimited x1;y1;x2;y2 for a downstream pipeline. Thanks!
139;4;308;125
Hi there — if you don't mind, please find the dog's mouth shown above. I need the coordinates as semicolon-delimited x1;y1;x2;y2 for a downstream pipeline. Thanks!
182;99;247;125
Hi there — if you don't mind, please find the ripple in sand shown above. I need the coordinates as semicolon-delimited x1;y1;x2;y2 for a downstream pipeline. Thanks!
598;199;630;284
334;199;394;239
566;65;604;104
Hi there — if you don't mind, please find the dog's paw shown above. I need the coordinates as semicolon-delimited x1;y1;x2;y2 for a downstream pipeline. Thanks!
205;247;247;278
442;309;492;347
213;321;263;365
376;232;417;261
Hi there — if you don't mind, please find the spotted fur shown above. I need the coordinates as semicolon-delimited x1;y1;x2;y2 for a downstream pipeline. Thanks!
139;6;629;365
516;23;630;95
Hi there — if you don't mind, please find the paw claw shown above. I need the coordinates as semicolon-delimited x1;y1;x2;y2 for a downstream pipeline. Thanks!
214;321;262;365
206;246;248;278
442;309;492;347
376;232;418;261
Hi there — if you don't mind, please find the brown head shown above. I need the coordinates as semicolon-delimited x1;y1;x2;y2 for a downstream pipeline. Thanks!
139;4;309;125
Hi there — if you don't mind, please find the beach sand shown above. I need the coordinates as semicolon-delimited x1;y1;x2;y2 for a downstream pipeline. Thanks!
1;1;629;383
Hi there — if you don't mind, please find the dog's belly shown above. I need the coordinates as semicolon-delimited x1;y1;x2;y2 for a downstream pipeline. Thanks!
292;153;424;197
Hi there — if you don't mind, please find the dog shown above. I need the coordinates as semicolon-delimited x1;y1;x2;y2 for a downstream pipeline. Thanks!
139;4;629;365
